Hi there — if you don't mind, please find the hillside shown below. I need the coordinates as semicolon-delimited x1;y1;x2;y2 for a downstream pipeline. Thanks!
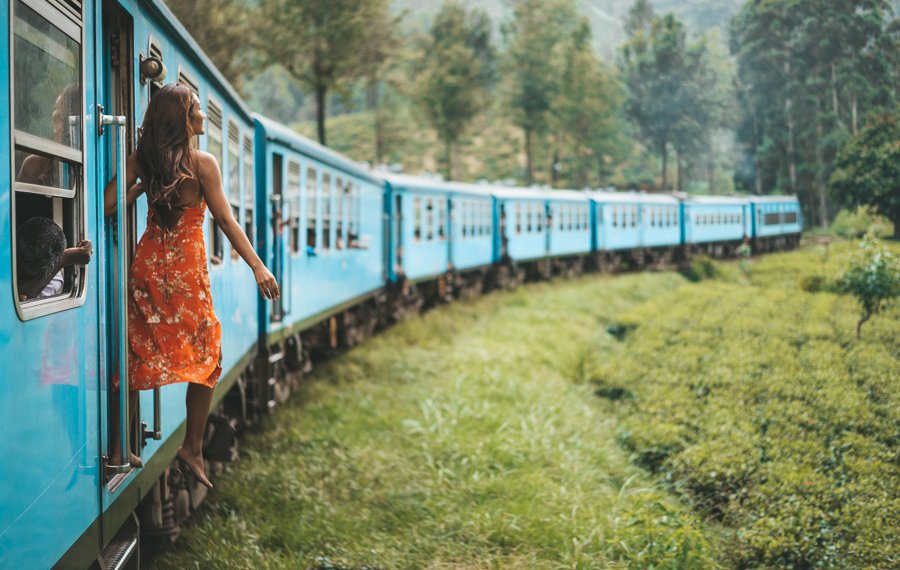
394;0;747;60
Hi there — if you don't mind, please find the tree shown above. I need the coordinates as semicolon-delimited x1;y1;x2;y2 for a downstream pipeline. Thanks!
502;0;578;185
414;2;495;180
550;18;623;188
837;237;900;337
253;0;397;146
165;0;249;87
829;111;900;238
620;13;697;191
730;0;897;226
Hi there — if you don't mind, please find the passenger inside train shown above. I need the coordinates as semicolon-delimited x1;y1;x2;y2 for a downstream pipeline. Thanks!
15;216;92;301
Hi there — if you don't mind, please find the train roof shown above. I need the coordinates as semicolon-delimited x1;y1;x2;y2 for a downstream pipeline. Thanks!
491;187;591;202
588;191;680;204
149;0;253;121
382;174;498;197
747;195;801;204
682;195;751;205
254;115;382;184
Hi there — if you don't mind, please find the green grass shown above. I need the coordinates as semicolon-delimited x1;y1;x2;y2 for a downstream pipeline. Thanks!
148;273;714;569
148;239;899;569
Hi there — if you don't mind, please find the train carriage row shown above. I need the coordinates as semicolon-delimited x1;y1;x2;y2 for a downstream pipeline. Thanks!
0;1;801;568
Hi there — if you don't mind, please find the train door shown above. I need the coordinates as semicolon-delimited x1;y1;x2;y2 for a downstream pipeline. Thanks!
270;153;285;321
99;0;156;510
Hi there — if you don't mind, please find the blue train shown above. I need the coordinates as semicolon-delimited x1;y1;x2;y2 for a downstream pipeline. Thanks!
0;1;803;568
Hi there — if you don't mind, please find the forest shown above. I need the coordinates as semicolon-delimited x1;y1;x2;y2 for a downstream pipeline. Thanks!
165;0;900;235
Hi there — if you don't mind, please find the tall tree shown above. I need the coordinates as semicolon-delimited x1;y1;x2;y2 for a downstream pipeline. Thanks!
414;2;495;180
253;0;396;146
620;12;697;191
731;0;897;226
165;0;249;87
829;111;900;238
550;18;624;188
502;0;578;185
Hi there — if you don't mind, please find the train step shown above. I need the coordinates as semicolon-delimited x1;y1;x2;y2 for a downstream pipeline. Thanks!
97;513;139;570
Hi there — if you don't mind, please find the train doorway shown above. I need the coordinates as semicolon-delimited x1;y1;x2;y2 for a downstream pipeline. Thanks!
99;0;142;505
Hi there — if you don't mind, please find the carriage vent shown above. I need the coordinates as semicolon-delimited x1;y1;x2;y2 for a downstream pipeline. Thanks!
149;41;163;62
50;0;82;20
228;122;240;146
206;100;222;129
177;69;200;96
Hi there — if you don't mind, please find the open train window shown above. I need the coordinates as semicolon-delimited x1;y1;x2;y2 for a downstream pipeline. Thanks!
515;202;522;235
306;166;317;249
12;0;87;318
425;198;434;241
321;172;331;250
243;136;254;246
784;211;797;224
335;177;345;249
206;98;224;264
287;160;301;254
413;196;422;241
437;200;446;240
227;121;241;259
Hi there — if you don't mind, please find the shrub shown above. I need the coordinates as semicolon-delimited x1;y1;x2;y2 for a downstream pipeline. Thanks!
830;207;894;239
836;237;900;337
683;255;718;282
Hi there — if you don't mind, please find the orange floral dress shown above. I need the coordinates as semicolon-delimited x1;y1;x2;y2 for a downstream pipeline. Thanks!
127;200;222;390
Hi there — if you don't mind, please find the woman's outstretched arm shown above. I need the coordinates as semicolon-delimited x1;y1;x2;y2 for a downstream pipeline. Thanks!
103;152;144;217
197;151;280;300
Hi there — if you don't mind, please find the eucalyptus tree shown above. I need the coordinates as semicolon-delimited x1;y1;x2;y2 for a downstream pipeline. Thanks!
551;18;624;188
502;0;578;185
253;0;397;146
414;2;495;180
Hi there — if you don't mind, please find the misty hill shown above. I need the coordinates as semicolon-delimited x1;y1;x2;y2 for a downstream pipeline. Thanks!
394;0;747;60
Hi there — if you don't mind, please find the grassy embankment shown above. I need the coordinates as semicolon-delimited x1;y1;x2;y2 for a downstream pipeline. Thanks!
150;271;714;569
150;239;898;569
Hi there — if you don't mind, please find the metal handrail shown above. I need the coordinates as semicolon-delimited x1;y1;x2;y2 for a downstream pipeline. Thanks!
101;114;132;474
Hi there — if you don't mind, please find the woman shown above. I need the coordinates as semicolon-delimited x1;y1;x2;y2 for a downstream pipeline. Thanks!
104;84;279;488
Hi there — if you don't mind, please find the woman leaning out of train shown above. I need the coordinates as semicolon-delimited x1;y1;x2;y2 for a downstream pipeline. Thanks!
103;83;279;488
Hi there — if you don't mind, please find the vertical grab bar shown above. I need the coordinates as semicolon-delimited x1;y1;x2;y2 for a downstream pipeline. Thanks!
101;114;133;474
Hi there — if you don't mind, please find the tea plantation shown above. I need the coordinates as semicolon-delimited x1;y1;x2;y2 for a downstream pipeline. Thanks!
592;239;899;568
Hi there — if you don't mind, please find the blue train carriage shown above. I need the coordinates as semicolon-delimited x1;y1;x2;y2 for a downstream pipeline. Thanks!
544;189;593;277
254;115;386;383
487;186;553;284
3;0;260;567
749;195;803;252
681;196;751;257
384;174;494;300
590;191;681;269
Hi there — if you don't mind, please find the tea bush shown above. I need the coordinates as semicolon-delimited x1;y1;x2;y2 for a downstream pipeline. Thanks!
590;241;900;569
829;206;894;239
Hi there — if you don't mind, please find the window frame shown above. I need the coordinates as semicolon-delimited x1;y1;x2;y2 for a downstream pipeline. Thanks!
11;0;89;320
287;159;301;255
205;96;225;265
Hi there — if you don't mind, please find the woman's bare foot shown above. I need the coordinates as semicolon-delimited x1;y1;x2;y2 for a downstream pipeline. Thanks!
109;452;144;469
177;447;213;489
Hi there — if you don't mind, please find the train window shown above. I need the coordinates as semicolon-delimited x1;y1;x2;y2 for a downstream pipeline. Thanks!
206;100;224;264
322;173;331;250
764;211;780;225
306;166;317;249
536;204;543;233
287;160;301;254
438;200;446;239
335;178;346;249
243;136;254;246
784;211;797;224
227;122;241;259
515;202;522;234
414;196;422;241
12;0;87;314
426;198;434;241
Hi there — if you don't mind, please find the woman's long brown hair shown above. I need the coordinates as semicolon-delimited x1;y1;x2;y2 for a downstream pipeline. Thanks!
136;83;196;211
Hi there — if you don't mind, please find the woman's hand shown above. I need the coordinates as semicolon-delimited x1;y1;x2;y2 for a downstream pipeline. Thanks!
253;264;280;300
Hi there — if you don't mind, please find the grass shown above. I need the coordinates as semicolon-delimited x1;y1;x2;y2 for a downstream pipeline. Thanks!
148;239;899;569
148;272;714;569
